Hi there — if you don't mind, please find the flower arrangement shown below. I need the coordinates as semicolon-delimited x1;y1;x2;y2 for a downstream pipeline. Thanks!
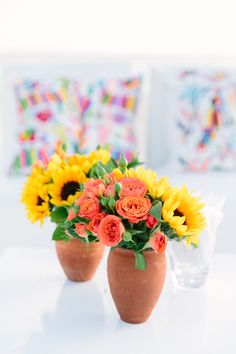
21;146;207;322
21;144;140;225
61;156;206;270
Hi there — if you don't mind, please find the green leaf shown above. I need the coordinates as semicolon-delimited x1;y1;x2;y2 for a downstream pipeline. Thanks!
152;224;161;233
118;154;128;173
128;229;146;235
141;241;151;251
64;220;73;228
51;207;68;224
114;182;122;195
123;231;132;242
70;216;89;224
134;251;146;271
96;162;107;178
150;201;162;221
72;204;79;214
127;158;143;169
89;164;98;178
108;197;116;209
104;159;118;173
52;225;68;241
66;227;78;239
101;197;108;207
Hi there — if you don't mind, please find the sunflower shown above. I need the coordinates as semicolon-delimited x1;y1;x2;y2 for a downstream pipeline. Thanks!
162;186;206;242
68;148;111;174
88;148;111;166
49;165;87;206
21;174;50;224
46;153;66;174
68;154;91;173
113;166;170;199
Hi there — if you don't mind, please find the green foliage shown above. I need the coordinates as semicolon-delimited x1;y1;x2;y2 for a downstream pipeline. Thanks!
141;239;152;251
89;162;107;179
118;154;128;173
52;225;70;241
150;201;162;221
123;231;133;242
161;222;179;241
104;159;118;173
64;225;97;243
51;207;68;224
134;251;146;271
128;229;146;235
108;197;116;209
114;182;122;196
89;164;98;179
101;196;108;207
69;216;89;224
72;204;79;214
96;162;107;178
64;220;73;228
127;156;143;169
89;160;117;179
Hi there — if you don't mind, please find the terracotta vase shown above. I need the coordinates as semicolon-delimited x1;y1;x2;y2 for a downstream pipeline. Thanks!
56;239;104;282
107;248;167;324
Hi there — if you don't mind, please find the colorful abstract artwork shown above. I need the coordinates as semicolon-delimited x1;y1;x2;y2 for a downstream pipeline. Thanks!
80;77;141;161
176;70;236;171
10;76;142;175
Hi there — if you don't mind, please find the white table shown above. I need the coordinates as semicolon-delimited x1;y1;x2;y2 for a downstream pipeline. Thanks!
0;247;235;354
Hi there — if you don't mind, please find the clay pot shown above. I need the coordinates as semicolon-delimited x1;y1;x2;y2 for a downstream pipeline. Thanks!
55;239;104;282
107;248;167;324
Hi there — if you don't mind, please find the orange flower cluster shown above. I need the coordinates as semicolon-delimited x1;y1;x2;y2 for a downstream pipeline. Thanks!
67;176;167;253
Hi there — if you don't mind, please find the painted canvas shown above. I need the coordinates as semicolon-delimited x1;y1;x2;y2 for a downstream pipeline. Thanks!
10;76;142;175
176;70;236;171
79;77;141;161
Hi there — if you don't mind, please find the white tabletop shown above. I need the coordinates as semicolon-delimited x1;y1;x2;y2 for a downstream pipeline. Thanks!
0;247;235;354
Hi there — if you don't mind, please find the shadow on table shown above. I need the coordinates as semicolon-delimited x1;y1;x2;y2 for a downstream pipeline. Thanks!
21;277;209;354
21;279;107;354
113;283;208;349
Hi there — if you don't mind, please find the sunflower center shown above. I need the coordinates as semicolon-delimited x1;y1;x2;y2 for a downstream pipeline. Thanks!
61;181;80;200
174;209;187;225
37;196;44;206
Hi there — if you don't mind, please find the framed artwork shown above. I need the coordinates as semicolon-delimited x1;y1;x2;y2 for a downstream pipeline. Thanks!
174;69;236;171
0;61;148;176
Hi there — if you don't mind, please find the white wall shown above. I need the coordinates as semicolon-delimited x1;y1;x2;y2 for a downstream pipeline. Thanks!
0;0;236;57
0;1;236;254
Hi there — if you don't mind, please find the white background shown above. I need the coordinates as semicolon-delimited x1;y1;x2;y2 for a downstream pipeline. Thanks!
0;0;235;253
0;0;236;57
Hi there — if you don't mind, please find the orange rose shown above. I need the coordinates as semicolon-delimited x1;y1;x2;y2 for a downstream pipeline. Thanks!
75;194;88;205
75;223;87;238
98;215;125;246
87;212;107;235
78;196;101;220
120;178;147;197
84;178;106;198
67;208;77;221
116;196;151;224
146;214;158;229
104;182;115;197
149;232;167;253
